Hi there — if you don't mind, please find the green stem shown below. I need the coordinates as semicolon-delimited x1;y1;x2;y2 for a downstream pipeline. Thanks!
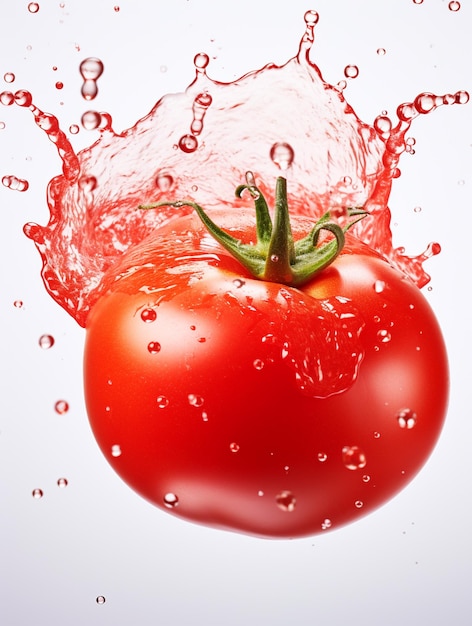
140;173;368;287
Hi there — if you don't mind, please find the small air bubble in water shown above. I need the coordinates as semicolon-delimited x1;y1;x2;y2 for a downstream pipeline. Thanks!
156;173;174;192
32;488;43;499
178;134;198;153
57;478;68;488
96;596;106;605
376;48;386;56
276;490;296;512
69;124;80;134
448;1;461;11
39;334;55;349
28;2;40;13
269;142;294;170
3;72;15;83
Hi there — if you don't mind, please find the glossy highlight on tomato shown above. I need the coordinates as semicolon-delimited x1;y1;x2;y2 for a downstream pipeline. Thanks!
83;193;448;538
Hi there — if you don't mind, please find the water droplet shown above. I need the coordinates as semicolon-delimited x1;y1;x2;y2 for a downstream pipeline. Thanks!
79;58;104;101
344;65;359;79
96;596;106;605
54;400;69;415
13;299;24;308
342;445;367;470
114;5;120;12
253;359;265;371
355;500;364;509
193;53;209;71
229;442;240;453
257;490;264;497
304;9;319;25
188;394;204;407
156;395;169;408
270;254;279;263
448;1;461;11
276;490;296;512
377;329;392;343
55;81;63;90
178;134;198;153
39;334;55;349
28;2;40;13
362;474;371;483
317;452;328;462
140;308;157;323
57;477;68;488
32;488;43;499
373;431;381;439
2;175;29;191
396;408;417;429
69;124;80;134
201;410;209;422
376;48;386;56
81;110;102;130
163;492;179;508
3;72;15;83
321;518;332;530
269;142;295;170
374;280;386;293
413;0;424;5
232;278;245;288
147;341;161;354
111;444;122;457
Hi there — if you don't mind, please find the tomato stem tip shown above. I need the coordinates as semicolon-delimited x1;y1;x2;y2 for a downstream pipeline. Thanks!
139;173;368;286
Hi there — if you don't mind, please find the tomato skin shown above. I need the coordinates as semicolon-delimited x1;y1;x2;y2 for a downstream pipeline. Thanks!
83;211;448;538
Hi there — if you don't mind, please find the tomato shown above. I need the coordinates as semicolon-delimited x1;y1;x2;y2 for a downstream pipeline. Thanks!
83;179;448;538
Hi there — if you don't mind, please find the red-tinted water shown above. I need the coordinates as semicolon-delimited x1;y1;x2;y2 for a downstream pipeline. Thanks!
1;10;468;327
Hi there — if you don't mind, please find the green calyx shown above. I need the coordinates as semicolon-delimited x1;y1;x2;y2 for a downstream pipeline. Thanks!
140;173;368;287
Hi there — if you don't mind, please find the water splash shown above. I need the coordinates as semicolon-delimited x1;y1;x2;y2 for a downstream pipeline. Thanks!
1;10;468;327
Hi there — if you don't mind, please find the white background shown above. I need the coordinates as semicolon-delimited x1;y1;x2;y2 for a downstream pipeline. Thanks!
0;1;471;624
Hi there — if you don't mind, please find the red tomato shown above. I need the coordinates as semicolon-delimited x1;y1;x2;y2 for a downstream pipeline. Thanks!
83;206;448;538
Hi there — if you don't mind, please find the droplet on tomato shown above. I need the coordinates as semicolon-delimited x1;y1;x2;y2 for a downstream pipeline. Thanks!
275;490;296;512
163;492;179;508
396;408;417;429
377;329;392;343
342;445;367;470
355;500;364;509
32;488;43;499
140;308;157;323
373;280;386;293
188;394;204;407
321;518;332;530
229;442;240;453
362;474;371;483
111;444;122;457
54;400;69;415
147;341;161;354
39;334;55;349
156;395;169;408
253;359;265;370
317;452;328;462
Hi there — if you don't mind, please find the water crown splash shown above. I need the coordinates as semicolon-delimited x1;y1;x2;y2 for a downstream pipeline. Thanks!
0;10;468;327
